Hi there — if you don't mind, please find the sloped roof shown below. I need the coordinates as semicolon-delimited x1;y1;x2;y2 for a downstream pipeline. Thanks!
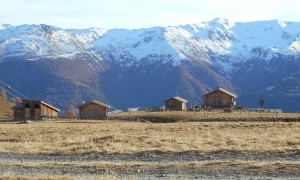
12;100;60;112
12;103;23;109
165;96;188;103
78;100;111;108
203;87;237;98
40;101;60;112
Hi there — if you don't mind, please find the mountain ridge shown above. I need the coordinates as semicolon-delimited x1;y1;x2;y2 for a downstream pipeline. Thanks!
0;19;299;112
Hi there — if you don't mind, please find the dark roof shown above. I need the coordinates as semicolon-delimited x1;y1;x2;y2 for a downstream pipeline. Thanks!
203;87;237;98
78;100;111;108
12;103;23;109
12;100;60;112
165;96;188;103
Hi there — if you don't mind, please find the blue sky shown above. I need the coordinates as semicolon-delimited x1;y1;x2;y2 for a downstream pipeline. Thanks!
1;0;300;29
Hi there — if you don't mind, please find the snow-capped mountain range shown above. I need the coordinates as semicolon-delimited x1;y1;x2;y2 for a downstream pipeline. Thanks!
0;18;299;112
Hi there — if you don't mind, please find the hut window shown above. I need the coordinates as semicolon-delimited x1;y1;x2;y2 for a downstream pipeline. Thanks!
25;103;30;108
34;103;40;108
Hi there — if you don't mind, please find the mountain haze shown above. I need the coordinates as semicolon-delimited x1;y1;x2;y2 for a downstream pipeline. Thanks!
0;19;299;112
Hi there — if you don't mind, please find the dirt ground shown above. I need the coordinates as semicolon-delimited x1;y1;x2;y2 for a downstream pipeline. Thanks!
1;152;300;179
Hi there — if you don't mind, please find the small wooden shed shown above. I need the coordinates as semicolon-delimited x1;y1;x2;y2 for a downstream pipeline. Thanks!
12;100;60;120
78;100;111;120
202;87;237;108
165;96;188;111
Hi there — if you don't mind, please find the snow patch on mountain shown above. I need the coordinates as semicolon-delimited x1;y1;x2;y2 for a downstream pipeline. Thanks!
67;28;107;46
181;19;235;53
93;27;184;65
165;26;212;63
230;20;300;59
0;24;102;60
290;40;300;54
0;24;12;31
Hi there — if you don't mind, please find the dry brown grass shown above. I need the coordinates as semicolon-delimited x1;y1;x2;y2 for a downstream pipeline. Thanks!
113;111;300;122
0;116;300;155
1;161;300;171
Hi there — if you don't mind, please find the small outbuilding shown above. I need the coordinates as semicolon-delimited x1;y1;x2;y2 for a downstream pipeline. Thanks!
202;87;237;109
164;96;188;111
78;100;111;120
12;100;60;120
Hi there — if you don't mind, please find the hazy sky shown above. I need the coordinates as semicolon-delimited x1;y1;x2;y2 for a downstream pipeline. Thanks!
1;0;300;29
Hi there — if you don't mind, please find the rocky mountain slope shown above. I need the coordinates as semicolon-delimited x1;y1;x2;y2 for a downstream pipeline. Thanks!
0;19;299;112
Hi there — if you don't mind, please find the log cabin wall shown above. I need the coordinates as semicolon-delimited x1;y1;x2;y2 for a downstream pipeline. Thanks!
203;90;234;108
165;99;187;111
79;103;108;120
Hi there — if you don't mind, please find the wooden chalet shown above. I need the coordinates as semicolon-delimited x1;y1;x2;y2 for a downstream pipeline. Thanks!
202;87;237;108
78;100;111;120
165;96;188;111
12;100;60;120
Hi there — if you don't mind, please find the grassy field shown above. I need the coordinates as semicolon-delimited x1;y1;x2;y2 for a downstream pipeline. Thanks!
0;111;299;155
1;112;300;179
113;110;300;122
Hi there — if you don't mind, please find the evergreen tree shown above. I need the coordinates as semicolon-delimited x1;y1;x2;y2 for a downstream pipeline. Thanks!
259;99;265;108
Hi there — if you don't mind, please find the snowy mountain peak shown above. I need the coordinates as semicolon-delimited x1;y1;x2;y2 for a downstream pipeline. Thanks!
206;18;235;30
0;19;300;72
0;24;13;30
0;20;300;112
67;27;107;36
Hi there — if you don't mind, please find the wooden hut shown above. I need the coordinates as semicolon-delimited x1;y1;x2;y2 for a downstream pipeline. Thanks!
202;87;237;109
78;100;111;120
165;96;188;111
12;100;60;120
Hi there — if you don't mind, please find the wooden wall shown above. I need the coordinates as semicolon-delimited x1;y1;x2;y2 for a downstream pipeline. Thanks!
165;99;187;111
40;104;59;117
14;109;24;121
79;103;108;120
203;90;234;108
